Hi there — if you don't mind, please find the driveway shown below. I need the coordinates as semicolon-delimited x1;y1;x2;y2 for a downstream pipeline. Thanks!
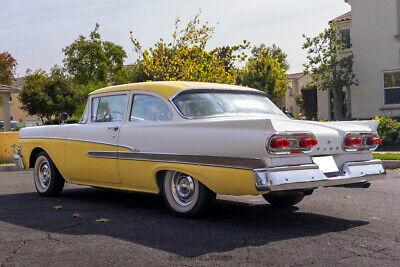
0;170;399;266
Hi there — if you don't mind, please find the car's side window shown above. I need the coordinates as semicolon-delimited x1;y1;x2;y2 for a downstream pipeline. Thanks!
91;94;127;123
130;95;173;122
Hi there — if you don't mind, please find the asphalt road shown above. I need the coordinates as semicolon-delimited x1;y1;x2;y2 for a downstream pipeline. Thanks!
0;170;399;266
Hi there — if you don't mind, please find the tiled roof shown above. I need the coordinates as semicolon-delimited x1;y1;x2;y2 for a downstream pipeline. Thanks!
330;11;352;23
287;73;305;80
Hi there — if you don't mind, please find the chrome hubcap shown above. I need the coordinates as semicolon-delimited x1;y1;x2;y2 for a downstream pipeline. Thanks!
38;161;51;189
171;172;195;207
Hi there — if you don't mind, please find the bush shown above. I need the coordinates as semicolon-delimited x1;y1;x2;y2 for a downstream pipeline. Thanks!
44;118;61;125
298;84;318;120
66;118;79;124
375;115;400;148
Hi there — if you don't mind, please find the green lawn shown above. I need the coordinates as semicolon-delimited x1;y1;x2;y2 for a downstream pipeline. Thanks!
373;153;400;160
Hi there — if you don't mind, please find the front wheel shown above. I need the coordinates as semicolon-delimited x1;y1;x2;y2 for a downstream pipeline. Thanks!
262;191;305;208
163;171;216;217
34;152;65;196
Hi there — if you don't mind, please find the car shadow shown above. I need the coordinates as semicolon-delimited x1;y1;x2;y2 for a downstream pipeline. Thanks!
0;188;368;257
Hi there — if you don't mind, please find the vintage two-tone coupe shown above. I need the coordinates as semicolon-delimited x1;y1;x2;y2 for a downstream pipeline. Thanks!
15;81;386;217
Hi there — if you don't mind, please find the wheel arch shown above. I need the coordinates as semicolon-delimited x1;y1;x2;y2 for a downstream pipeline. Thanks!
153;166;217;195
151;163;259;196
29;147;47;168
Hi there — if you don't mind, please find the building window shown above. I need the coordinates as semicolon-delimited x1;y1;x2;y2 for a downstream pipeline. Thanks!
8;95;13;103
383;70;400;105
340;28;351;49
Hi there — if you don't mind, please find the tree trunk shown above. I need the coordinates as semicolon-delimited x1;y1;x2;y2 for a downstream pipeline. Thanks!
333;87;344;121
345;85;352;119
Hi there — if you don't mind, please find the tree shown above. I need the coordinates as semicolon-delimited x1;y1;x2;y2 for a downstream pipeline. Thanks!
130;12;249;83
303;22;358;120
0;51;17;85
63;23;128;86
236;46;288;106
19;67;84;123
297;83;318;120
251;44;290;72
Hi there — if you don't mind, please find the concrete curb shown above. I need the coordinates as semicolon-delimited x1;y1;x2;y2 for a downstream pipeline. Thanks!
382;160;400;169
0;165;22;172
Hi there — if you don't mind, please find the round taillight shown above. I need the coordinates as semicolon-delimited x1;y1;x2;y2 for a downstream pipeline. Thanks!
270;138;290;148
299;138;318;147
366;137;382;146
344;137;361;146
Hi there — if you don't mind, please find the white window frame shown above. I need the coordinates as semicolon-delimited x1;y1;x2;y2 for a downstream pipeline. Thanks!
382;70;400;106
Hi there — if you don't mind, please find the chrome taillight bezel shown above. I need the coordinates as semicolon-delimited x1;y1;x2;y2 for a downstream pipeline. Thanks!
343;132;381;152
267;132;318;155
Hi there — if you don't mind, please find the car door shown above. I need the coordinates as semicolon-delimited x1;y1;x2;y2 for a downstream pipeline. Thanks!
64;92;128;184
118;93;174;191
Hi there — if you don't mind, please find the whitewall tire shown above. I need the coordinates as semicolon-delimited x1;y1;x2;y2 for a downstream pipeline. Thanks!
34;152;65;196
163;171;215;217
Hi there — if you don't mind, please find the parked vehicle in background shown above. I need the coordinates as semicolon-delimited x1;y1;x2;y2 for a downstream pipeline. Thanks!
15;81;386;217
0;121;24;131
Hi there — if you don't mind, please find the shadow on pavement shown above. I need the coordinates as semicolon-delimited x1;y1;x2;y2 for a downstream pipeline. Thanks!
0;188;368;257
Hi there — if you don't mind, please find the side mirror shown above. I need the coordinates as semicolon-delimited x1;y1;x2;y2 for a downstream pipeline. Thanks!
60;112;69;124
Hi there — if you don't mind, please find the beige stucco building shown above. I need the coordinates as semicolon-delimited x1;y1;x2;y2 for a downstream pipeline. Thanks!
0;77;41;129
319;0;400;119
284;73;313;115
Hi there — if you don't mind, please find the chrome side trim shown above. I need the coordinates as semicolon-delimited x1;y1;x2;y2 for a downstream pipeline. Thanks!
86;151;266;170
345;159;382;166
19;136;137;152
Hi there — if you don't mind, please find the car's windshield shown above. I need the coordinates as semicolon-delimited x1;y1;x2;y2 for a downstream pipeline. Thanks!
173;91;286;118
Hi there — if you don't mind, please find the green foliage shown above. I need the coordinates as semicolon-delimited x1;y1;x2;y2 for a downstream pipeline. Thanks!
66;118;80;124
73;81;108;119
63;23;128;86
251;44;290;72
130;12;249;83
0;51;17;85
298;84;318;120
44;118;61;125
125;63;149;83
375;115;400;148
236;48;288;106
372;153;400;160
303;21;358;120
19;67;85;121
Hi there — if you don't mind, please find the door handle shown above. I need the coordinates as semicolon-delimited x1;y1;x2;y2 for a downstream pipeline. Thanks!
107;126;119;131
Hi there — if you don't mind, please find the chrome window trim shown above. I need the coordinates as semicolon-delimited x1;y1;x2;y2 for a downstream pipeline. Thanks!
89;91;130;124
129;93;174;122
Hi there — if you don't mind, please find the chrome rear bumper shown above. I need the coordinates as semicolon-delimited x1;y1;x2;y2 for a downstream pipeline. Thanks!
254;159;386;192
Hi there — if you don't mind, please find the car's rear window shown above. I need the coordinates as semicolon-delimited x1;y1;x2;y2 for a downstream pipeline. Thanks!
173;91;286;118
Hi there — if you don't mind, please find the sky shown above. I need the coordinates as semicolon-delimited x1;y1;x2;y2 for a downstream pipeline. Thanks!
0;0;350;77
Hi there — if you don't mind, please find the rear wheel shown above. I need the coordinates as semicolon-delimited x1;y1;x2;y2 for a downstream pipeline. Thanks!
163;171;216;217
263;191;305;208
34;152;65;196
